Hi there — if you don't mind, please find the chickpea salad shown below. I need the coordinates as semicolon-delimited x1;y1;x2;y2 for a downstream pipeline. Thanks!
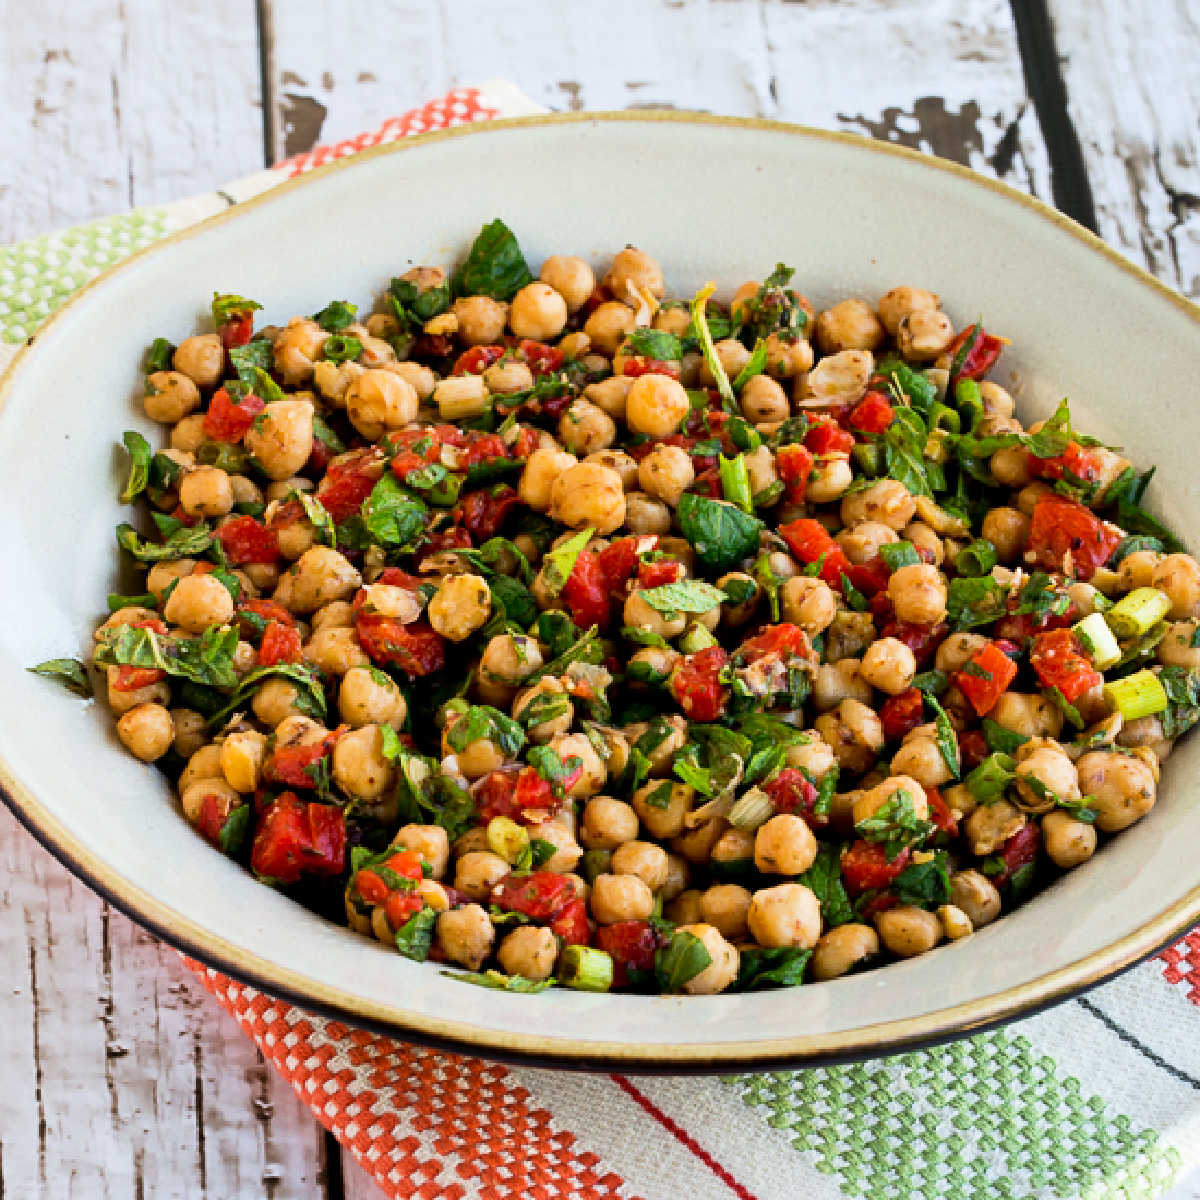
31;219;1200;997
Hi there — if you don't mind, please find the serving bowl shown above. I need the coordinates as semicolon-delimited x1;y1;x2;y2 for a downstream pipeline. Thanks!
3;113;1200;1071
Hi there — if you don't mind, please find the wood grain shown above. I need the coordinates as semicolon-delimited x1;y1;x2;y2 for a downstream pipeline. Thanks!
264;0;1050;192
0;0;264;243
1048;0;1200;298
0;809;333;1198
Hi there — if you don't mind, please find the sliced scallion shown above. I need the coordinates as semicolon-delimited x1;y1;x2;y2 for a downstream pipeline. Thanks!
558;945;614;992
719;454;753;514
1103;669;1168;721
1074;611;1121;669
678;622;719;654
729;787;774;831
1105;587;1171;640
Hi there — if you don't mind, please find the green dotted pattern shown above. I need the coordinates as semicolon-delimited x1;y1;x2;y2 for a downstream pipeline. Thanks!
724;1029;1180;1199
0;208;169;343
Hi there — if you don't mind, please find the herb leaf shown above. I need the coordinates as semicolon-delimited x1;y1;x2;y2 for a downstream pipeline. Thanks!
677;494;762;572
541;527;594;596
395;907;438;962
453;219;533;301
116;521;213;563
119;431;153;504
28;658;93;698
638;579;727;618
362;474;428;548
655;930;713;991
735;946;811;990
797;842;854;927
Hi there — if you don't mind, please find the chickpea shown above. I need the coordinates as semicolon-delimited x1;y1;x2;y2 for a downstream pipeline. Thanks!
1015;746;1080;805
610;840;670;891
965;800;1026;857
851;775;929;826
876;286;938;335
739;374;790;424
164;573;234;634
788;926;874;989
1158;621;1200;669
904;521;945;566
552;401;614;458
427;573;492;643
1041;809;1097;870
585;449;638;491
451;851;510;903
747;883;822;949
776;576;835;635
697;338;750;387
274;547;361;615
665;924;736;994
179;777;241;825
306;625;370;682
549;462;626;534
624;588;687;639
269;318;325;385
815;298;884;355
1116;549;1162;592
509;281;568;341
144;369;201;424
897;309;954;361
251;677;307;726
512;677;573;744
815;698;885;775
436;904;494;971
604;245;665;301
169;708;207;759
637;445;695;508
169;414;207;453
243;400;314;482
339;666;407;729
497;926;559;982
330;724;394;801
805;349;873;403
393;825;450;879
837;520;898;565
177;744;222;796
754;814;818;876
860;638;918;695
519;447;578;513
891;735;954;789
632;781;694;840
1076;750;1157;832
311;602;355;633
877;906;942;958
590;873;654;924
981;507;1031;563
583;301;637;356
812;660;872;712
115;703;175;762
840;480;915;530
990;445;1033;488
666;889;705;926
583;376;633;422
176;463;235;520
1151;554;1200;619
452;296;508;345
699;884;752;941
172;333;223;388
990;692;1064;740
625;373;691;438
760;330;812;379
950;869;1002;928
477;634;543;705
525;817;582;875
345;370;419;440
579;796;639;850
538;255;595;313
145;558;196;602
805;456;854;503
887;563;948;625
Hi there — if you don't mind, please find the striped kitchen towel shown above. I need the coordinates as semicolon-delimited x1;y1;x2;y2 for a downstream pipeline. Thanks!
5;83;1200;1199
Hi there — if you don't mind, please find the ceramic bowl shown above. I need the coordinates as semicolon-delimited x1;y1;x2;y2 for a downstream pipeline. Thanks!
3;114;1200;1071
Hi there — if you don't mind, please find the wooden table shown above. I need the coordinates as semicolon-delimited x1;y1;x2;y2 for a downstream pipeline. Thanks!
1;2;1197;1196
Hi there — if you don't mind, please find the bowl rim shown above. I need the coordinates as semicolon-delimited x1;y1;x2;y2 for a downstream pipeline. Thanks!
4;109;1200;1071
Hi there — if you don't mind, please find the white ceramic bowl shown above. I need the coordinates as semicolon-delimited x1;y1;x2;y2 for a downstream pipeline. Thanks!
3;113;1200;1071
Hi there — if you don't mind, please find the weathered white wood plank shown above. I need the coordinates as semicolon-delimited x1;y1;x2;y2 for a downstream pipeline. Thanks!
0;808;332;1198
1048;0;1200;298
0;0;263;243
265;0;1050;195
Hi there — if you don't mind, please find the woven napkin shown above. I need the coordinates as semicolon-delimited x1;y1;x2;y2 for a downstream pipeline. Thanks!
5;84;1200;1200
